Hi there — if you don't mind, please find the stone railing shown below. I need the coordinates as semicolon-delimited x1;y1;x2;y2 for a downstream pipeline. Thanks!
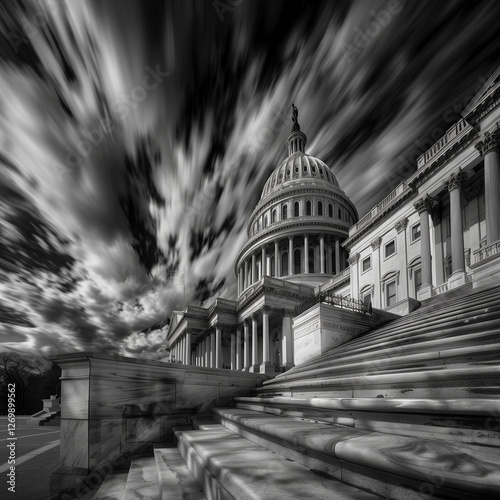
49;353;267;498
350;182;408;234
416;119;471;169
433;282;449;296
473;240;500;264
296;289;371;316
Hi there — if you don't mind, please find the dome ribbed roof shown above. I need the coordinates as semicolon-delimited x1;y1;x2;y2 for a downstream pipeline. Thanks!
261;151;339;200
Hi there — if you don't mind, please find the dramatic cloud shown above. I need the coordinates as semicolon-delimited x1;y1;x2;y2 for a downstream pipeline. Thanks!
1;0;500;358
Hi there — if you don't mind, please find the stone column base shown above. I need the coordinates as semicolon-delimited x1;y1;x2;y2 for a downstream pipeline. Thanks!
248;365;260;373
260;362;275;375
417;283;433;301
448;270;467;289
282;362;295;371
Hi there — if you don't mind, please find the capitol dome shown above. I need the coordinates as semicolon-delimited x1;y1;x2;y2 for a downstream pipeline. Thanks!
260;152;340;200
235;104;358;292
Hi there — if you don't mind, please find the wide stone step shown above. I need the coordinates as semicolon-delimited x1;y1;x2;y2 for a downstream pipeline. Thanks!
214;407;500;499
282;298;500;376
154;446;207;500
175;424;382;500
123;457;160;499
266;330;500;386
93;471;129;500
284;296;500;377
233;396;500;446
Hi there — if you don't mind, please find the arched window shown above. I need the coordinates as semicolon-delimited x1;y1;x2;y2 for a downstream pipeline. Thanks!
318;201;323;216
272;209;277;223
338;208;342;219
294;201;300;217
329;204;333;218
264;216;268;228
282;251;289;276
306;200;312;216
282;204;288;220
309;247;315;273
294;249;301;274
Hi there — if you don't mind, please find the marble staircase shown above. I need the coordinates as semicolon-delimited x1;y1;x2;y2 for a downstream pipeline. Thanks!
90;282;500;499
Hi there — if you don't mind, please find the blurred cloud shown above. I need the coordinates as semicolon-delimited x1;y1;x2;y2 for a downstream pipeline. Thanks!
1;0;500;358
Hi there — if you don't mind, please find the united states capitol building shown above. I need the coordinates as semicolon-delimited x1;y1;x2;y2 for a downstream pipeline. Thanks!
51;68;500;499
167;71;500;373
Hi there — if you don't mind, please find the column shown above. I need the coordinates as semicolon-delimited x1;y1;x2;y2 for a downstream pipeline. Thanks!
335;238;340;274
371;237;382;307
260;307;272;374
244;260;249;289
476;130;500;244
274;240;280;277
395;217;409;299
327;241;333;274
414;195;436;299
446;170;467;287
281;312;294;370
249;315;259;372
215;326;222;369
304;234;309;273
185;331;191;366
236;326;242;370
320;235;325;273
288;236;293;275
210;330;216;368
261;245;267;277
180;337;184;364
251;253;256;284
230;332;236;370
204;337;209;367
243;320;250;371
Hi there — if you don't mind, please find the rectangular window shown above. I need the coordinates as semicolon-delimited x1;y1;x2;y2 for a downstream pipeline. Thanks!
386;280;397;307
362;293;372;306
385;240;396;258
411;223;421;242
362;256;371;273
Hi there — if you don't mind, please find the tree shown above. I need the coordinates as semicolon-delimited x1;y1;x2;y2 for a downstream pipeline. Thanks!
0;352;53;414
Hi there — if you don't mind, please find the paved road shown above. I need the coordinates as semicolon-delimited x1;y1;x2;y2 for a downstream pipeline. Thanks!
0;417;60;500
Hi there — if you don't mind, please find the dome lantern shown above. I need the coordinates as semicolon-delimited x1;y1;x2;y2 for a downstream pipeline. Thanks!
286;103;307;155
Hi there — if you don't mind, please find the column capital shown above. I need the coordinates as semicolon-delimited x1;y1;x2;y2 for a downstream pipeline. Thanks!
262;305;272;313
371;237;382;250
348;252;360;265
281;308;295;318
394;217;408;233
445;169;467;192
475;126;500;156
414;194;437;214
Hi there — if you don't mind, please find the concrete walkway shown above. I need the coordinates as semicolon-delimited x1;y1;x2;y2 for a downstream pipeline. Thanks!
0;417;60;500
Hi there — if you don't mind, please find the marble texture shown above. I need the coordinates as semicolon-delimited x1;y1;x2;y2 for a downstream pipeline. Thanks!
215;407;500;496
176;425;381;500
93;471;128;500
122;457;160;499
50;353;266;497
154;446;207;500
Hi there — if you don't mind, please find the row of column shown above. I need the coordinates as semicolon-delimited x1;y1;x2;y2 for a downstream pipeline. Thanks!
475;129;500;245
415;168;472;290
238;235;344;294
175;310;295;373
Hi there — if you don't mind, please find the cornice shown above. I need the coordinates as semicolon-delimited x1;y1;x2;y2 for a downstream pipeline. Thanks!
343;187;415;249
408;129;478;189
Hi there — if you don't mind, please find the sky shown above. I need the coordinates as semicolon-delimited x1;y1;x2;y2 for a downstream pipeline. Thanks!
1;0;500;360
